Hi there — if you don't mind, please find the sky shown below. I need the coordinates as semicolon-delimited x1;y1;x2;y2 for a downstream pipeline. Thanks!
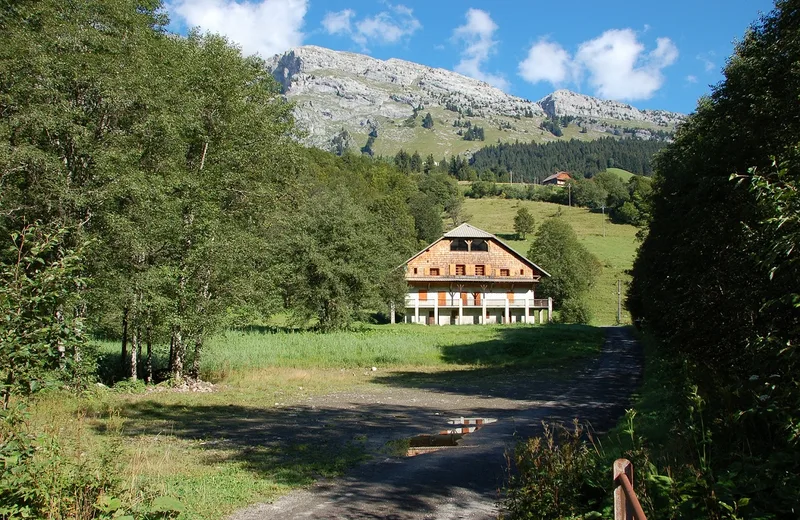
165;0;776;114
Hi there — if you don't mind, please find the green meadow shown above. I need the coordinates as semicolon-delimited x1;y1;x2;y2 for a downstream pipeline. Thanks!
460;197;638;325
40;324;605;519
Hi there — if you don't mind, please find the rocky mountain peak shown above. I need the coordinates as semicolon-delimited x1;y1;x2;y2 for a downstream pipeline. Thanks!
265;45;685;154
537;89;684;126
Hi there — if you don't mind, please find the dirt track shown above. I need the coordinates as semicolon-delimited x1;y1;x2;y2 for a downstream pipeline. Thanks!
229;327;643;520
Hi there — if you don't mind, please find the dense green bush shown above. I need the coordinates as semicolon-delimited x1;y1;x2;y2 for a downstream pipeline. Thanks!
557;298;592;324
628;1;800;517
503;421;606;519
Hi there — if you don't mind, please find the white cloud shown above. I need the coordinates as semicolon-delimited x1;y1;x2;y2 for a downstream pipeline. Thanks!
169;0;307;57
686;75;698;83
452;8;509;91
577;30;678;100
517;28;678;101
322;4;421;49
697;52;716;72
518;39;574;85
322;9;354;36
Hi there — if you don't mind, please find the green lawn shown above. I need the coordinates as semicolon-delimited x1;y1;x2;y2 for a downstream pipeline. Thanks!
460;197;638;325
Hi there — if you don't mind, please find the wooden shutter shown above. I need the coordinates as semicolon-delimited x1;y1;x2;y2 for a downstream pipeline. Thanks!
466;264;474;276
461;292;468;305
507;292;515;304
438;292;446;306
485;263;492;277
449;264;455;275
419;289;428;301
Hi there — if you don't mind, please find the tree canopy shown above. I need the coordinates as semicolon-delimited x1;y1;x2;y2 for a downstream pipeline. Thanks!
470;137;665;181
513;207;535;239
527;218;600;308
628;1;800;515
0;0;430;389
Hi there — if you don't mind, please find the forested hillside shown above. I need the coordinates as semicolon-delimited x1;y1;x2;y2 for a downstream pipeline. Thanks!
0;0;464;390
470;137;667;181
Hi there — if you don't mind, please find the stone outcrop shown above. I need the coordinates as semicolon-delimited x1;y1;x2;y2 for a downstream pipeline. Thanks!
265;45;685;151
537;89;684;127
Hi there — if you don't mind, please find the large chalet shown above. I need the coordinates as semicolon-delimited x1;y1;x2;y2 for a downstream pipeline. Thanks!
402;223;552;325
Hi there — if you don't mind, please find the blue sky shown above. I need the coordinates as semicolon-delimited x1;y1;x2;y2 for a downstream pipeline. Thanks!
166;0;775;114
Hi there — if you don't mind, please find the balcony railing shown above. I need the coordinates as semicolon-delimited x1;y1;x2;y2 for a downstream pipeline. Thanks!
405;297;549;308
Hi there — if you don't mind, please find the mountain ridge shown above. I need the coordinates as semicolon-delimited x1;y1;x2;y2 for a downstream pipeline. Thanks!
266;45;685;156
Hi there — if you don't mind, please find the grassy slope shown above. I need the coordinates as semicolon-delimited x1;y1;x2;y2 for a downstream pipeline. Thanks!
460;197;638;325
347;106;634;158
603;167;635;181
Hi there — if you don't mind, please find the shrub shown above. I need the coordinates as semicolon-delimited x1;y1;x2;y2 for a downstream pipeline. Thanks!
557;298;593;324
503;421;606;519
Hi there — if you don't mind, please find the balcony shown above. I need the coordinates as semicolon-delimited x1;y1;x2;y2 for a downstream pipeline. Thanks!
405;297;550;309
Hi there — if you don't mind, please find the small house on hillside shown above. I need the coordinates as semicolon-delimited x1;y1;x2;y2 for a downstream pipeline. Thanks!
542;171;572;186
401;223;552;325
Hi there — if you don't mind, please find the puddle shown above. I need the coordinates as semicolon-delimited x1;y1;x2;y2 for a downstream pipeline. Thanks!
402;417;497;457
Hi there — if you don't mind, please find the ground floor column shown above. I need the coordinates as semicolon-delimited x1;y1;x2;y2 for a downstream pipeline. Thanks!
458;296;463;325
481;298;486;324
414;297;419;324
539;309;544;323
505;298;510;324
524;298;530;324
548;297;553;323
434;295;439;326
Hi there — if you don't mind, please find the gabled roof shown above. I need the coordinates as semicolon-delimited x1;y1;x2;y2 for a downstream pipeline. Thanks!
399;223;551;277
443;223;495;238
543;171;572;183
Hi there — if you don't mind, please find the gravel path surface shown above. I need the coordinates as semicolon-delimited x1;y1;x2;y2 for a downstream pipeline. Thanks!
229;327;643;520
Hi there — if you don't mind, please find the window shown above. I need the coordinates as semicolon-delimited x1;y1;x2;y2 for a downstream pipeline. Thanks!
471;239;488;252
413;267;418;274
500;268;510;277
429;267;440;276
520;269;524;275
475;264;485;276
450;239;469;251
455;264;466;275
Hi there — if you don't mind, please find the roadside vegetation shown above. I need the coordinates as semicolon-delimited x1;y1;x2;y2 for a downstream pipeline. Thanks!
504;2;800;518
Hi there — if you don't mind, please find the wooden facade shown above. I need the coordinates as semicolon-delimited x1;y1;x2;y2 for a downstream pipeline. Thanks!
402;223;552;325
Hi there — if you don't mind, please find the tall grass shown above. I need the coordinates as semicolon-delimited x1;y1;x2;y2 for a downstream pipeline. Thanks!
200;324;604;380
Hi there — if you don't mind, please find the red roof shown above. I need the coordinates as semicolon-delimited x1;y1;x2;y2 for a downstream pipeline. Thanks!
543;171;572;183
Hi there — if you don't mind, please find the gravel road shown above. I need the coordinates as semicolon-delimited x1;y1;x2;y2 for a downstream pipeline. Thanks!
230;326;643;520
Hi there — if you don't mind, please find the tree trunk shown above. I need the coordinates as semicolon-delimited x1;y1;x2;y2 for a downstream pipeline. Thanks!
2;371;13;410
146;324;153;384
136;324;142;378
168;327;175;371
130;321;138;381
171;327;185;380
121;306;129;372
56;306;66;370
191;334;203;380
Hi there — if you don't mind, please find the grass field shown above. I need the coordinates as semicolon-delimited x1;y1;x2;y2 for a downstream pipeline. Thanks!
37;324;605;519
460;197;638;325
603;167;635;181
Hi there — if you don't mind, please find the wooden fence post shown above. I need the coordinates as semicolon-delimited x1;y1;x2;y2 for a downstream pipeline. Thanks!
613;458;647;520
